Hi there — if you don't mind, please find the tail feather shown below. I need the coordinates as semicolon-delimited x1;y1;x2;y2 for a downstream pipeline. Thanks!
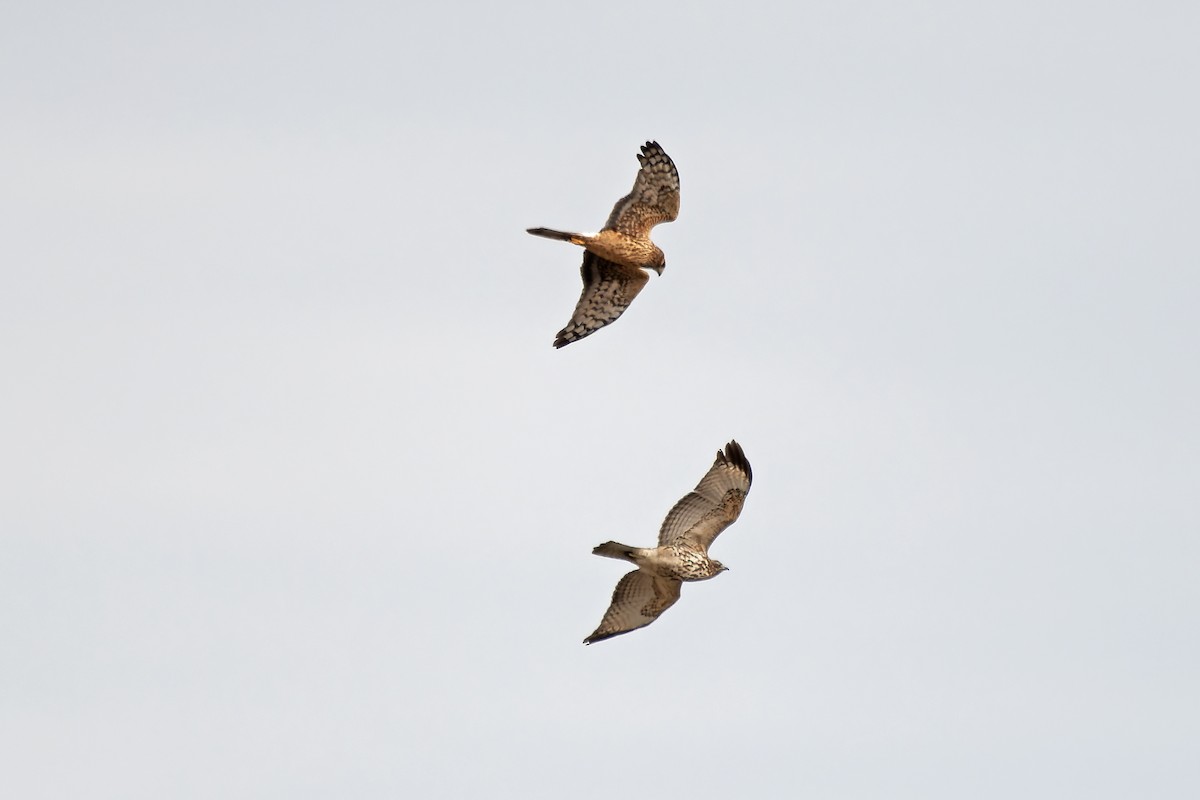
527;227;579;242
592;541;638;561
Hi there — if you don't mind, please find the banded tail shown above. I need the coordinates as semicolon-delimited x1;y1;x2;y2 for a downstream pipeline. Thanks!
527;227;584;244
592;541;640;562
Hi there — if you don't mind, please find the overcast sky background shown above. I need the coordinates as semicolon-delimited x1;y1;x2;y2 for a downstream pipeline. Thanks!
3;1;1198;797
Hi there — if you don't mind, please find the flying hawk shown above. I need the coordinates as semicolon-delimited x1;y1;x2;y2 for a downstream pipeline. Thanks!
528;141;680;348
585;441;752;644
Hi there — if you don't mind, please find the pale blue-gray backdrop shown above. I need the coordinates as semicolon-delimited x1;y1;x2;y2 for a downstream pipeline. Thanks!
3;1;1198;797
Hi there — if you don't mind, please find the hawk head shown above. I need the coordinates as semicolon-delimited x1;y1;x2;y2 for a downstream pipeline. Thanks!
649;247;666;276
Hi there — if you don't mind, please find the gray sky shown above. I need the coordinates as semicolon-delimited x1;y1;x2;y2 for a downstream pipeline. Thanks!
3;1;1198;797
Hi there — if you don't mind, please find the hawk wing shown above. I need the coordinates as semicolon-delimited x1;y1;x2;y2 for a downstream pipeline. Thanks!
553;251;650;348
657;441;753;553
603;141;680;238
584;569;683;644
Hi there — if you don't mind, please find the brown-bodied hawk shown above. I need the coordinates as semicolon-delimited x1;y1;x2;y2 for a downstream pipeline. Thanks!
585;441;752;644
527;141;680;348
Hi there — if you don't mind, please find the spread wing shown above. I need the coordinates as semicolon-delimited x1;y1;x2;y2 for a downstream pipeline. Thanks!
553;251;650;348
584;570;682;644
603;141;680;238
657;441;753;552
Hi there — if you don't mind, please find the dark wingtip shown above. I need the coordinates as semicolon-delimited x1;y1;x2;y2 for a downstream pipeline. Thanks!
643;140;666;157
720;440;752;485
583;630;622;645
554;325;596;348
